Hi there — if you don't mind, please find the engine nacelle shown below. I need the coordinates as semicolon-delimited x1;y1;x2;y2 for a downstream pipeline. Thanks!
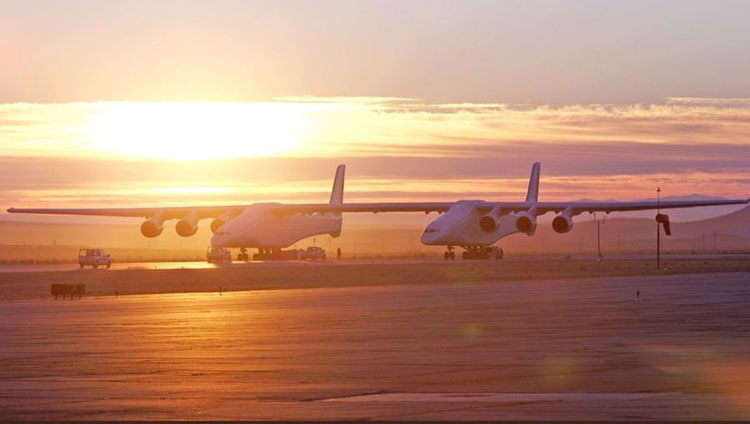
176;212;200;237
140;218;164;238
479;215;498;232
515;213;536;234
210;218;226;234
552;214;574;234
176;220;198;237
211;210;241;234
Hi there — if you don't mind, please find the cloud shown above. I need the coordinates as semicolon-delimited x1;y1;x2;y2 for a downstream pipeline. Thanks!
666;97;750;107
0;97;748;211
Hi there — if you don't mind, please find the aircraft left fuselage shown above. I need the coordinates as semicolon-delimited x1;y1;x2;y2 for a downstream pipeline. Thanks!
419;200;524;246
210;203;341;248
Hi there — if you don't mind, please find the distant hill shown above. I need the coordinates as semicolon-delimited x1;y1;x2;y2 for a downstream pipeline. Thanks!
498;206;750;254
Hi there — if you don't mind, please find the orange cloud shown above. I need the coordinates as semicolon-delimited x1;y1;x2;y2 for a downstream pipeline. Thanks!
0;98;748;213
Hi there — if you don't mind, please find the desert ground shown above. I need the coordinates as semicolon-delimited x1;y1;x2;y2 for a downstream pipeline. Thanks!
1;270;750;420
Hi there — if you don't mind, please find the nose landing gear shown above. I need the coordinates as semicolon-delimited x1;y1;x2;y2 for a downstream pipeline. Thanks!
238;247;250;261
443;246;456;260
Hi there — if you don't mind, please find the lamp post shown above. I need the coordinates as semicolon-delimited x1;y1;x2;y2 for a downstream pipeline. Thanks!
595;213;605;261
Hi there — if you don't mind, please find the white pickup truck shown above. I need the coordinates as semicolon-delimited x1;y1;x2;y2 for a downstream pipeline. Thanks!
78;248;112;269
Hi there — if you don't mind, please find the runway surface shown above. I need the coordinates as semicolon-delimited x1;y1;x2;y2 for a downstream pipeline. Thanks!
2;272;750;420
1;252;748;273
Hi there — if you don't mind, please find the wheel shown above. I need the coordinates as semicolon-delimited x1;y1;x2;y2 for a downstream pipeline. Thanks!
449;251;455;260
79;264;84;269
444;252;449;260
93;265;98;269
106;263;111;269
237;253;244;261
462;251;469;259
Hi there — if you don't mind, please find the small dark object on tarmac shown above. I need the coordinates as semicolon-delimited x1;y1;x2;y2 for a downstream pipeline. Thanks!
51;284;85;299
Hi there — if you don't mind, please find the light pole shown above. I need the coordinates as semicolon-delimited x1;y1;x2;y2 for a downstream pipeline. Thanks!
595;213;605;261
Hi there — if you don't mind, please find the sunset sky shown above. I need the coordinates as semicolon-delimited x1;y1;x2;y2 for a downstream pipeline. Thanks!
1;0;749;222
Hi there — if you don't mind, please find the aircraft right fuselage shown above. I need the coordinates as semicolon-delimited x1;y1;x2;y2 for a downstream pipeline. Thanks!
420;200;526;247
210;203;342;248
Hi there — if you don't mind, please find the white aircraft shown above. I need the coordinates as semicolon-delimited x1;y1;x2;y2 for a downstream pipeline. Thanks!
8;163;749;260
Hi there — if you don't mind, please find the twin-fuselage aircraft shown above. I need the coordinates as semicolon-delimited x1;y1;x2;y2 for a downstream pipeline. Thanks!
8;163;749;260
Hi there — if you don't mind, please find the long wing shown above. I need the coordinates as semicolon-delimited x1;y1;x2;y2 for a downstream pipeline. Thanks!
528;198;750;215
272;198;749;215
6;205;244;219
272;202;457;214
6;202;458;218
8;198;748;219
5;202;460;222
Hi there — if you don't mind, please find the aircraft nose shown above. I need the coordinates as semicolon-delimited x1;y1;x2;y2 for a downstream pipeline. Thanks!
210;231;232;247
420;227;443;245
211;227;245;247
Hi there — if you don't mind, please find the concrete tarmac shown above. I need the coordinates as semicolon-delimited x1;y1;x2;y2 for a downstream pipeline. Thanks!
1;253;748;273
2;255;750;301
1;272;750;420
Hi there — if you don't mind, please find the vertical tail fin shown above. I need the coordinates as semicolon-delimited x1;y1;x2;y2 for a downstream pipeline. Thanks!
329;164;345;205
525;162;541;203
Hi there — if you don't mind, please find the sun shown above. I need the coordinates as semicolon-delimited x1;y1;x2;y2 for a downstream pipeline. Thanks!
86;102;309;160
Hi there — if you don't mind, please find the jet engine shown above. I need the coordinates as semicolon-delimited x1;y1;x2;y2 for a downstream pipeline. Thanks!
210;218;225;234
210;210;239;234
479;215;499;232
515;213;536;234
552;214;574;234
141;217;164;238
175;221;196;237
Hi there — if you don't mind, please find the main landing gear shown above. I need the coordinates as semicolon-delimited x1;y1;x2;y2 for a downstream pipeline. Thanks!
238;247;250;261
